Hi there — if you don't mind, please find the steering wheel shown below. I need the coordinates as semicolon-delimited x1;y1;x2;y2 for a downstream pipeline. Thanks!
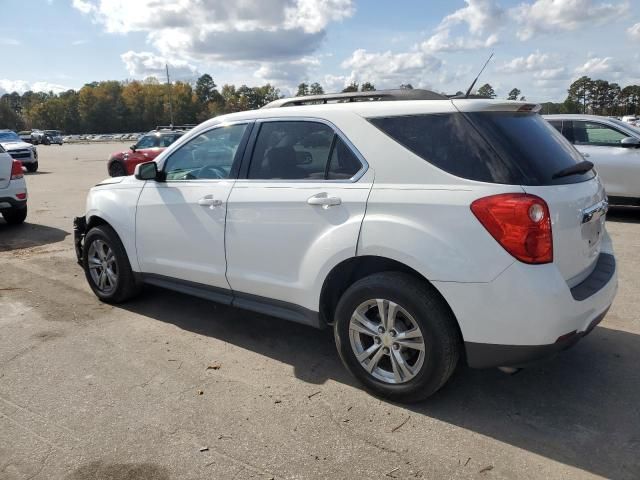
196;165;227;179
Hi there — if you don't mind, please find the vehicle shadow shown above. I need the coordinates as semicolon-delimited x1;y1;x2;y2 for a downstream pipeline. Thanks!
0;222;69;251
607;206;640;224
24;171;53;175
121;286;640;479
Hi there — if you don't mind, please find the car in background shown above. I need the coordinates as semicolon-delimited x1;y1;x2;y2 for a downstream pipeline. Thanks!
43;130;64;145
546;114;640;204
621;115;638;126
0;145;28;225
107;127;187;177
0;130;38;172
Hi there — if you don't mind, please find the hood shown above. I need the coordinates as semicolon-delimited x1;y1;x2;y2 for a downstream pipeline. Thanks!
95;176;125;187
1;141;35;151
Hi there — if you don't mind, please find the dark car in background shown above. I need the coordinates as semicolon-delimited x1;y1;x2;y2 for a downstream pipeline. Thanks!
107;127;189;177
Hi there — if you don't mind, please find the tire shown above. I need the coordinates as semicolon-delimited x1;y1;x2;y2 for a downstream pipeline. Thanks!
82;224;142;303
2;206;27;225
108;161;127;177
334;272;461;403
43;138;51;145
25;162;38;173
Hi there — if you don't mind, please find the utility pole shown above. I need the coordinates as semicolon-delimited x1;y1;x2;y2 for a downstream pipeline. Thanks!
166;63;174;127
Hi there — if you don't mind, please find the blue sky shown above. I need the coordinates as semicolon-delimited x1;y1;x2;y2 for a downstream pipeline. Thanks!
2;0;639;101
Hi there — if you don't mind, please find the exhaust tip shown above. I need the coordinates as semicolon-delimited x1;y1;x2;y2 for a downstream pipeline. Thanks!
498;366;522;375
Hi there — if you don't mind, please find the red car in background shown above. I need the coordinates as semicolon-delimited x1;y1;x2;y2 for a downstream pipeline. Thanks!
107;127;188;177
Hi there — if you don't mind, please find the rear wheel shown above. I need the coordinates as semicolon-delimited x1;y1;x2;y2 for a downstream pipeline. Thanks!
83;225;141;303
334;272;461;402
109;162;127;177
2;206;27;225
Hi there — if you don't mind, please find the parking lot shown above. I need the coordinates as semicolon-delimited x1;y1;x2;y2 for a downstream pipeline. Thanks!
1;143;639;479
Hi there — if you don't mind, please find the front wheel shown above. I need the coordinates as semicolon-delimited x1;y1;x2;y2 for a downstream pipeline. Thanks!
26;162;38;173
108;161;127;177
334;272;461;402
83;225;141;303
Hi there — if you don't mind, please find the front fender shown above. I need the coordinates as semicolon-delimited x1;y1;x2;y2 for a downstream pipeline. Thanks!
85;184;143;272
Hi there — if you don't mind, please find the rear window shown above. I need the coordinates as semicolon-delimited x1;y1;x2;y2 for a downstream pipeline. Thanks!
369;112;593;185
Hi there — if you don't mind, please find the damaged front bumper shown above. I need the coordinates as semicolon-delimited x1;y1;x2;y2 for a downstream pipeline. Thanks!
73;216;87;266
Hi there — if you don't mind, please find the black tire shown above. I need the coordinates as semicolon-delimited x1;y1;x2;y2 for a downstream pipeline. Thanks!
43;137;51;146
82;224;142;303
108;161;127;177
334;272;461;403
2;206;27;225
25;162;38;173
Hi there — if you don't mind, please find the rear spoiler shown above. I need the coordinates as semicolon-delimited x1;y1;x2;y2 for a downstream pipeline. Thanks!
451;99;541;113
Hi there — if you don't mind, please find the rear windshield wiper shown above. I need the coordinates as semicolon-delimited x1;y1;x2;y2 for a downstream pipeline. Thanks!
552;160;594;179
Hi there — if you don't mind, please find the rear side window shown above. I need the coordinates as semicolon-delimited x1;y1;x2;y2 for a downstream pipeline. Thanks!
370;112;593;185
570;121;629;146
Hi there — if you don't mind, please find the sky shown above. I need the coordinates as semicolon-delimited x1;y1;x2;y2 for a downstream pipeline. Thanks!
1;0;639;102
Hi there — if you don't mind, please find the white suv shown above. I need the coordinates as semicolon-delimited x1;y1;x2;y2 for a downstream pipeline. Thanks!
0;145;28;224
74;90;617;401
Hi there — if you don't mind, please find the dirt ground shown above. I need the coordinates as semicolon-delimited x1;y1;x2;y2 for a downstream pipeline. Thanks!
1;143;639;480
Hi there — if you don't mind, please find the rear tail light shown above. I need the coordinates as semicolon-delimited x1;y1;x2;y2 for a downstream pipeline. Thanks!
10;160;23;180
471;193;553;264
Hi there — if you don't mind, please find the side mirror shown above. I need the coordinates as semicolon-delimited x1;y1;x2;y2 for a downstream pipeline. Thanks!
130;144;137;152
621;137;640;148
135;161;159;181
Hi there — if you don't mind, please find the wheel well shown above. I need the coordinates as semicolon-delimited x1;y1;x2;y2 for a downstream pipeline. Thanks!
319;255;462;336
87;215;109;230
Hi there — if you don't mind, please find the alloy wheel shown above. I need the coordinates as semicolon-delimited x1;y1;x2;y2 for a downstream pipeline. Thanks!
87;239;118;294
349;299;426;384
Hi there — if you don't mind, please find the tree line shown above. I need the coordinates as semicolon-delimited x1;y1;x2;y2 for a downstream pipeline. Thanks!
2;74;640;134
0;74;281;134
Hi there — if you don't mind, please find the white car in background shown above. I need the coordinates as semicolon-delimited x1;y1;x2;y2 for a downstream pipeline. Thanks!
0;145;28;224
74;91;617;401
0;130;39;172
545;114;640;204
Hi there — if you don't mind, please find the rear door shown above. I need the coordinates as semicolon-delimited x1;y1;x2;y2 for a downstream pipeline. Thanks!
566;120;640;198
225;119;371;311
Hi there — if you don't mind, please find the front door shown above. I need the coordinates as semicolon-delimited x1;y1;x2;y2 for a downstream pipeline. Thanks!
225;119;372;312
135;122;251;288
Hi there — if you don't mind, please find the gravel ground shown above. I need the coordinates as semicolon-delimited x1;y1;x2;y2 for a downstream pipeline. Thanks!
1;143;639;480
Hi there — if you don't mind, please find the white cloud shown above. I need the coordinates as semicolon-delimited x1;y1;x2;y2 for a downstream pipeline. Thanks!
340;48;442;89
439;0;505;35
0;38;20;46
72;0;354;63
120;51;198;80
71;39;88;46
575;56;625;76
420;30;498;53
499;51;551;73
512;0;629;40
628;22;640;40
0;80;69;95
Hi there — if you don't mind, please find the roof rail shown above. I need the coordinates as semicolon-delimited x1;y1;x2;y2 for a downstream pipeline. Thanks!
154;124;197;131
262;89;448;109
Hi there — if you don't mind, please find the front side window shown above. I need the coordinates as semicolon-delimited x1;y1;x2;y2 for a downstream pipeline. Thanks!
248;121;337;180
164;124;248;180
571;121;629;146
136;135;158;149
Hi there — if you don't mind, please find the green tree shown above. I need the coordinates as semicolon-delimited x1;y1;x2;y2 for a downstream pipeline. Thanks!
342;82;359;93
567;76;593;114
477;83;496;98
507;88;521;100
400;84;414;89
195;74;218;105
309;82;324;95
361;82;376;91
296;82;309;96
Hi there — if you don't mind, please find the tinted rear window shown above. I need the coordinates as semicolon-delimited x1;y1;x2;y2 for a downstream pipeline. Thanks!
369;112;593;185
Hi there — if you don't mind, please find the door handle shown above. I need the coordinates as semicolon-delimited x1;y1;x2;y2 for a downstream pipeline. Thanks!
307;193;342;209
198;195;223;208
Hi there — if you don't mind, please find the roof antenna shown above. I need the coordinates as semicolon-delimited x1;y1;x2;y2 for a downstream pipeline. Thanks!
464;52;494;98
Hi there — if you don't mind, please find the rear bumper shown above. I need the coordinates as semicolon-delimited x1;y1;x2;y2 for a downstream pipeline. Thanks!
435;237;617;368
0;196;27;212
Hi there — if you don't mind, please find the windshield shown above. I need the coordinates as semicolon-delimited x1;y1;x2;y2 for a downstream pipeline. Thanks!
45;130;59;136
0;131;21;142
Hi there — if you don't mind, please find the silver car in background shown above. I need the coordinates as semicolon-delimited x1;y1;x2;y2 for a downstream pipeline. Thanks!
545;114;640;205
